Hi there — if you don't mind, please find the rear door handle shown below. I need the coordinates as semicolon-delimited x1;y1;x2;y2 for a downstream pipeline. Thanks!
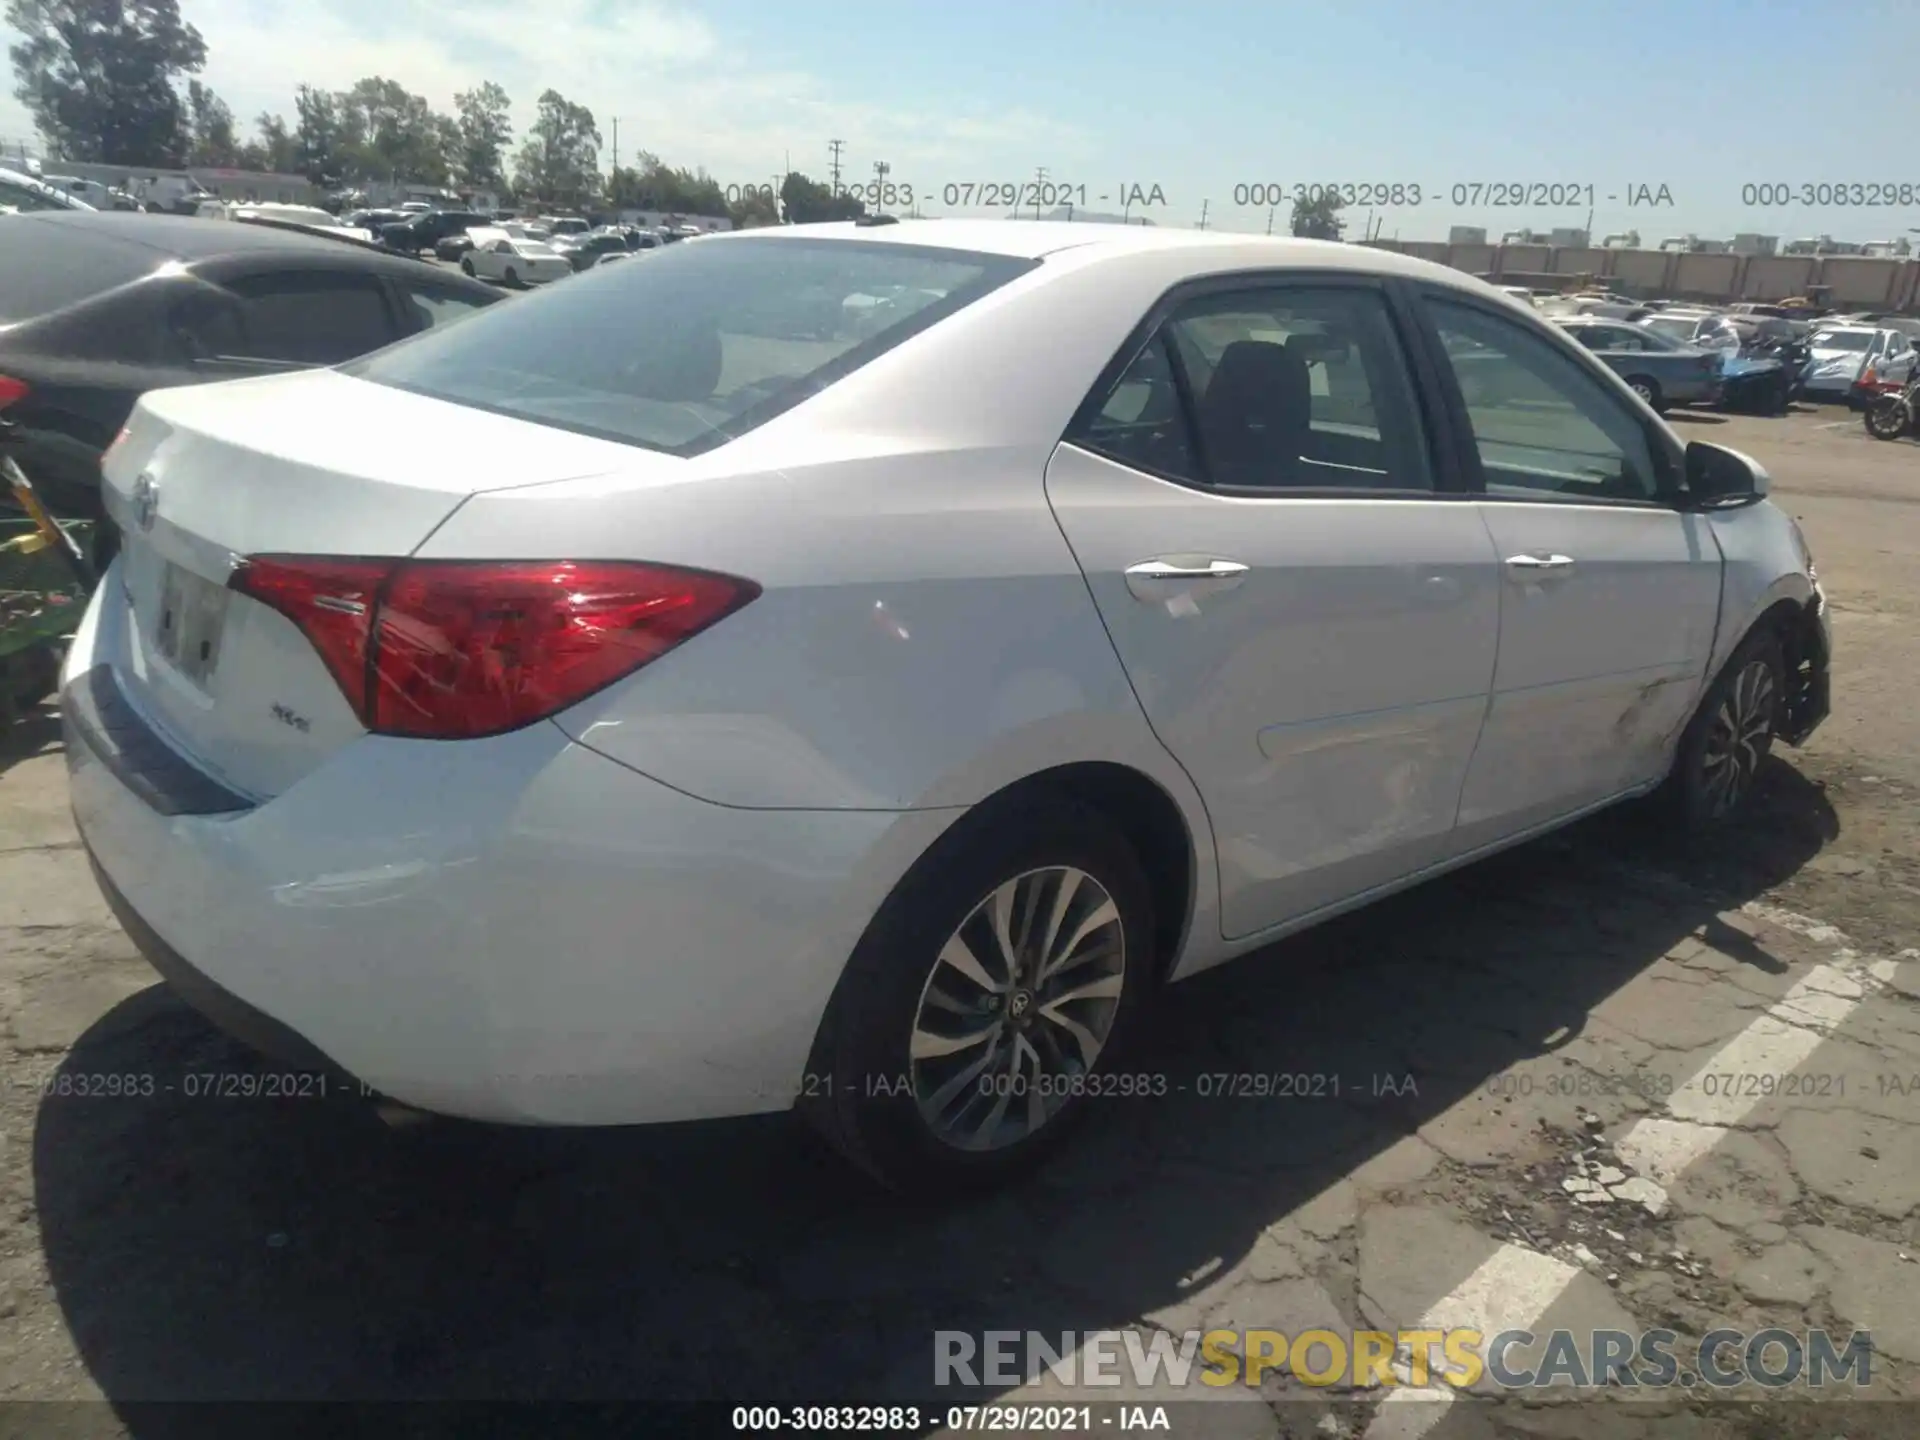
1504;553;1574;574
1125;558;1249;582
1124;557;1249;608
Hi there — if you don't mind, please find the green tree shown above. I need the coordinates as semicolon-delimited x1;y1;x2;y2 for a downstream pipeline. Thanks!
6;0;207;164
1290;190;1345;241
608;150;725;214
729;186;779;228
293;83;341;181
453;80;511;190
512;88;599;206
333;75;450;184
250;112;296;173
184;77;236;165
778;170;863;223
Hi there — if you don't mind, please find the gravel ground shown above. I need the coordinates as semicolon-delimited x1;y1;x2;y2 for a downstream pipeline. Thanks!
0;402;1916;1438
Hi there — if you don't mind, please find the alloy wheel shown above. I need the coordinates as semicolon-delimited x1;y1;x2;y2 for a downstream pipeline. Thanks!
1700;659;1777;818
908;866;1126;1152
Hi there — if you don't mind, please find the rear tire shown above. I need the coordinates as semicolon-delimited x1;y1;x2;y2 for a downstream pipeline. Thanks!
1661;628;1785;829
504;266;520;287
1627;376;1665;413
459;257;475;277
802;794;1156;1195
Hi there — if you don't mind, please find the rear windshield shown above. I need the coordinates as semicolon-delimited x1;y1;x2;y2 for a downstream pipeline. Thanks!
345;235;1037;455
1813;331;1872;351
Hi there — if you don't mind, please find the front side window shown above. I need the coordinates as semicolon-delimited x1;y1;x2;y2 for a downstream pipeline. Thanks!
1425;298;1663;503
347;237;1036;456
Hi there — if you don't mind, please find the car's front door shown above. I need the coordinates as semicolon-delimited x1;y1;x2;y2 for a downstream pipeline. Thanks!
1415;293;1723;841
1046;277;1502;941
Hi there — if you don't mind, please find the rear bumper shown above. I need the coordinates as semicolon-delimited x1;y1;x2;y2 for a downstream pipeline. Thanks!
63;620;956;1126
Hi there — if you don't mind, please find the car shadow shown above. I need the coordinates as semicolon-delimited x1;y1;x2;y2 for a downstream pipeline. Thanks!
33;761;1838;1422
1668;410;1729;425
0;700;63;777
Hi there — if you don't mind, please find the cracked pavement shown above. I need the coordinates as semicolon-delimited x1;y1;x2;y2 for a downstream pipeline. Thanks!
0;408;1917;1439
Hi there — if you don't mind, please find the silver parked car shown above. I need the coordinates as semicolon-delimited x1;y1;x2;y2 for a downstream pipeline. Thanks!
68;224;1830;1190
1554;317;1723;410
1803;325;1908;399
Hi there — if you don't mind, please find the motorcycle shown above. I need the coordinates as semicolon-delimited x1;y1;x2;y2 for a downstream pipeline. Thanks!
1863;374;1920;440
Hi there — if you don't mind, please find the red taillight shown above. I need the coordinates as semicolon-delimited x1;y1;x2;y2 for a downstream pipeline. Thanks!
0;374;30;409
230;557;759;740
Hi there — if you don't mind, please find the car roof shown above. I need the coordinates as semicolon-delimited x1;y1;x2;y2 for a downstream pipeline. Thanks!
3;208;416;261
705;219;1507;292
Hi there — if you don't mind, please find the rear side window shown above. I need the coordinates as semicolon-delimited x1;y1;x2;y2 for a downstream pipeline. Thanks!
1071;284;1434;492
224;272;396;364
395;282;495;334
344;237;1037;455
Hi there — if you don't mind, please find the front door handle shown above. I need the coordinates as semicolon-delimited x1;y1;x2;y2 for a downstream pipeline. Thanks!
1124;557;1250;606
1504;553;1575;573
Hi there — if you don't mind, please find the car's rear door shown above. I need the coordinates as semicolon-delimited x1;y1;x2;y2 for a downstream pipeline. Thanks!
1045;275;1502;941
1410;290;1723;841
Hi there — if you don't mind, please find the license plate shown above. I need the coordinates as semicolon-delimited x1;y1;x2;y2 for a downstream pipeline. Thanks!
155;561;229;686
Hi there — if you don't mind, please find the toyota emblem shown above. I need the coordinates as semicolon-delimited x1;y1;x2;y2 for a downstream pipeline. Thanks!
131;473;159;532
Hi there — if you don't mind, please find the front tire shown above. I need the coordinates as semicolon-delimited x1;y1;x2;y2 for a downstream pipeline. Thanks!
504;266;520;288
1627;376;1664;413
1865;395;1909;440
1663;629;1784;828
460;257;475;276
803;795;1156;1194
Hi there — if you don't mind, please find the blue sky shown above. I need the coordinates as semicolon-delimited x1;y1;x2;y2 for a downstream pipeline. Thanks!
5;0;1917;241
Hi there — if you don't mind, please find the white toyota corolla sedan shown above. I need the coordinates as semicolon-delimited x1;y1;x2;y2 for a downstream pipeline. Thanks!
65;221;1829;1191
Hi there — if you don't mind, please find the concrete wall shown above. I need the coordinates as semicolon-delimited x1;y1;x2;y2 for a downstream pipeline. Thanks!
1609;249;1670;292
1741;256;1817;300
1342;238;1920;311
1820;257;1903;307
1672;251;1741;298
1550;247;1609;276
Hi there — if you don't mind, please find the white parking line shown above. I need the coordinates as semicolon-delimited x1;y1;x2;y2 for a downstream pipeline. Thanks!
1617;919;1900;1185
1363;1245;1580;1440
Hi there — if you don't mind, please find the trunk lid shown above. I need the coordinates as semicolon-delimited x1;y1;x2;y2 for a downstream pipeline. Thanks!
95;368;662;799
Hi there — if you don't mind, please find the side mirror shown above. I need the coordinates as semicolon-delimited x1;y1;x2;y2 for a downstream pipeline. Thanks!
1685;441;1769;508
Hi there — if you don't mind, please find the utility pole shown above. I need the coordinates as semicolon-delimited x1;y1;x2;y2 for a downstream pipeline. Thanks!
1197;199;1210;230
873;159;890;214
1033;164;1048;220
1267;204;1275;235
827;139;844;196
610;117;618;177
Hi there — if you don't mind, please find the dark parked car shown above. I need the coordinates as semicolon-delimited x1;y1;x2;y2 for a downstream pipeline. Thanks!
434;230;482;261
0;211;503;549
559;231;632;271
380;209;491;256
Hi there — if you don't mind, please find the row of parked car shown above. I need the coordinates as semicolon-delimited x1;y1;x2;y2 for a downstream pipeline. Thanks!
1500;287;1920;415
338;204;697;285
